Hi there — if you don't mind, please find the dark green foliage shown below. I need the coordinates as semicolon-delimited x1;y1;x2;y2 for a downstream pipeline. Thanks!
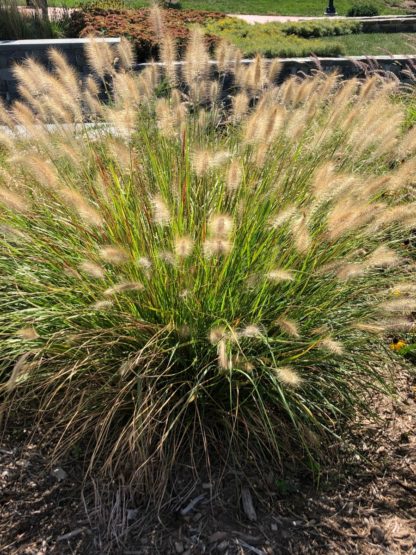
347;1;381;17
280;20;363;38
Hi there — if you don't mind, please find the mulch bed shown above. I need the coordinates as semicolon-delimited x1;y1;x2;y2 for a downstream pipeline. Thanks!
1;364;415;554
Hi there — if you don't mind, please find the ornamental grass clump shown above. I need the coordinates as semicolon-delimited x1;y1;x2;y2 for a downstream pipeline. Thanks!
1;26;416;495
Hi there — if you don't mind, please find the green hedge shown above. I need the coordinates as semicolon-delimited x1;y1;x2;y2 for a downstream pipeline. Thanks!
205;18;346;58
347;1;380;16
280;20;363;38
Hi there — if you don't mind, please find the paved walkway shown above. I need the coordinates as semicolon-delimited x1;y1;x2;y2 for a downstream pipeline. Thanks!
227;14;345;23
227;13;415;23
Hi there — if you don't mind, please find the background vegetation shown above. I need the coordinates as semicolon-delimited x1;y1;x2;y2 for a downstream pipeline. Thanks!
0;0;70;39
45;0;408;16
1;0;415;58
205;17;416;57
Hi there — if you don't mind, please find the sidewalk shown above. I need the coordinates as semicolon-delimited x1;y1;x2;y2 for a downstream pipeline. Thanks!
227;14;345;23
227;13;415;24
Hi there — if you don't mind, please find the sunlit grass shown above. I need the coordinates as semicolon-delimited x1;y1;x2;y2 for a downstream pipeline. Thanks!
1;22;415;496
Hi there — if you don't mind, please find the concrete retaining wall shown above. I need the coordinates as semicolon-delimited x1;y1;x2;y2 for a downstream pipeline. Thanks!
0;38;120;102
138;55;416;84
357;16;416;33
1;38;416;103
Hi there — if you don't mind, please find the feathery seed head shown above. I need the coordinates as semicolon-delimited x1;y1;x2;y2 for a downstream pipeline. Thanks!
209;326;226;345
16;326;39;340
149;4;164;39
79;261;106;279
160;33;177;86
174;236;194;258
208;214;234;238
311;162;336;197
203;238;232;258
159;250;176;266
269;206;296;229
267;269;294;283
156;98;176;138
192;149;211;177
192;150;230;176
326;200;380;242
6;353;31;392
291;215;312;254
209;80;220;103
93;300;114;310
85;38;116;79
104;281;144;296
232;92;249;123
319;337;344;355
241;325;263;339
117;37;136;70
353;322;385;334
59;188;103;227
380;299;416;314
113;72;141;108
273;366;302;387
0;98;14;127
336;262;367;281
383;319;414;331
138;257;152;270
366;246;401;269
215;40;239;74
388;283;416;296
276;317;300;338
217;338;229;370
99;246;129;265
184;27;210;89
49;48;80;100
226;160;243;192
0;188;30;213
268;59;282;83
151;194;171;226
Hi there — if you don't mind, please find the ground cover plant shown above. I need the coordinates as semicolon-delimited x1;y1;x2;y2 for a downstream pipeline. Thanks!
69;9;348;58
1;13;416;500
204;17;351;57
279;19;363;37
205;17;416;57
68;7;224;60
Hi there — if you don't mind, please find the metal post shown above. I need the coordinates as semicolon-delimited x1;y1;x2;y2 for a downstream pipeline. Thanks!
325;0;337;16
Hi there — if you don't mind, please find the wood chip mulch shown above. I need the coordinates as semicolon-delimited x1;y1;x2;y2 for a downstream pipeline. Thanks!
1;364;415;554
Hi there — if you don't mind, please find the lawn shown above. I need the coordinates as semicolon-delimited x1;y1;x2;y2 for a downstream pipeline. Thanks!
46;0;409;16
323;31;416;54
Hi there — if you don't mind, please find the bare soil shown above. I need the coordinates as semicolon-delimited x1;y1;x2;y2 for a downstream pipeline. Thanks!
1;365;415;555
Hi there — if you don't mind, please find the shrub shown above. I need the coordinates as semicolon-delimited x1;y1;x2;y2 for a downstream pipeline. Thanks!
280;19;363;38
205;18;346;57
1;31;415;496
164;0;182;9
81;0;127;11
347;1;380;17
68;7;223;61
69;11;351;60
